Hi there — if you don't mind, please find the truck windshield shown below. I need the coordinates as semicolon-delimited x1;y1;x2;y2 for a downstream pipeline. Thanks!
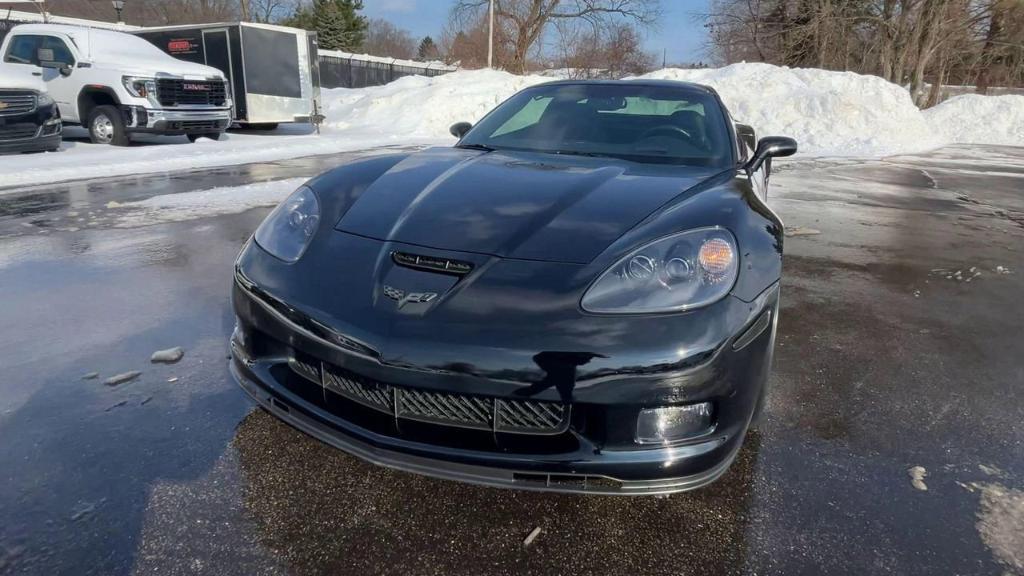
459;83;734;167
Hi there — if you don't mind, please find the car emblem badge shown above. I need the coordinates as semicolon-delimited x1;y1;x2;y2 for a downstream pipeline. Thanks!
383;285;437;309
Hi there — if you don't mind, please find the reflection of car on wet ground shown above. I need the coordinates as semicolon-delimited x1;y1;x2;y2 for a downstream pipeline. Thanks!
0;71;61;154
230;80;797;494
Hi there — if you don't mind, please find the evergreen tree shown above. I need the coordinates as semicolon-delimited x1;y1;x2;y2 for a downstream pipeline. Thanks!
336;0;367;51
417;36;438;61
284;0;366;52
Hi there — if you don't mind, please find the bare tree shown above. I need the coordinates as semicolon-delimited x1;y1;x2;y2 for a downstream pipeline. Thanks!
703;0;1024;98
454;0;660;73
553;20;652;78
245;0;300;22
361;17;417;58
441;8;513;68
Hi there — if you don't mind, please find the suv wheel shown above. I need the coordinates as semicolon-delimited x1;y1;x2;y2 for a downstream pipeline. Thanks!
187;133;221;142
88;105;130;146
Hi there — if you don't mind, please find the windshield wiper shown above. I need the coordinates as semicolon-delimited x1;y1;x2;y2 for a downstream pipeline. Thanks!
550;150;617;159
455;143;496;152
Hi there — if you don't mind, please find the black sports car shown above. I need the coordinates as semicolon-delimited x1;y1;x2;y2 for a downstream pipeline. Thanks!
230;79;796;494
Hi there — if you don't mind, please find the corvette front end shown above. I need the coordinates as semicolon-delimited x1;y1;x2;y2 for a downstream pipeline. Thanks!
228;79;794;494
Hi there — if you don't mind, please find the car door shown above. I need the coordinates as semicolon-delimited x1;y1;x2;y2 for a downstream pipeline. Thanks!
36;35;79;121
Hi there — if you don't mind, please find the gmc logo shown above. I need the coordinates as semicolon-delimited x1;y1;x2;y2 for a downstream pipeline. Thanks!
182;83;210;91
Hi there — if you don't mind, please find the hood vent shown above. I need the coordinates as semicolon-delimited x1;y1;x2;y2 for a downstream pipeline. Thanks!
392;251;473;276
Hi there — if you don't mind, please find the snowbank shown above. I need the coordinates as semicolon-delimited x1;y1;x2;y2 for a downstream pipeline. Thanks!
321;69;549;137
111;177;311;227
923;94;1024;146
636;63;945;156
2;64;1021;192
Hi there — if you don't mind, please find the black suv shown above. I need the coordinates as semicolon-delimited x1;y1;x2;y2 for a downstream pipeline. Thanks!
0;87;61;154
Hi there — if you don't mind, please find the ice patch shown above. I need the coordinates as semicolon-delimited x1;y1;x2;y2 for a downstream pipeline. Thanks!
973;483;1024;573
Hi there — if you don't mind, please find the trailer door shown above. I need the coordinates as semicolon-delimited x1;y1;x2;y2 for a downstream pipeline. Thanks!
202;29;235;105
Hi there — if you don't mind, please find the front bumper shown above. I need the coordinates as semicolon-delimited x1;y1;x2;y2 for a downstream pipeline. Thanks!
126;107;232;135
0;105;62;154
230;268;778;494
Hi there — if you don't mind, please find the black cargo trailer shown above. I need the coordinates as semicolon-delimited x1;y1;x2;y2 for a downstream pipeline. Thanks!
135;22;321;128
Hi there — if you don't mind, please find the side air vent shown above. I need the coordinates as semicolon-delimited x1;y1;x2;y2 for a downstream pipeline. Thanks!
392;251;473;276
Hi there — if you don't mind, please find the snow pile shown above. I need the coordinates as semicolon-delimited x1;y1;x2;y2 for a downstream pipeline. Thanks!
321;68;549;138
637;63;945;156
112;177;310;226
924;94;1024;146
2;63;1021;192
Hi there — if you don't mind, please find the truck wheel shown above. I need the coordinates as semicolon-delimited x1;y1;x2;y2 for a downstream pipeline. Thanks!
88;105;130;146
187;133;221;142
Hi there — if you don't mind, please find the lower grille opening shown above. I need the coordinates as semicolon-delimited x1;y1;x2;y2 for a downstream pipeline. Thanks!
512;473;622;490
273;352;581;455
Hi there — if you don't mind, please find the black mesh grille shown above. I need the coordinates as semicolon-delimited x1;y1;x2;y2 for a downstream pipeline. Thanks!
0;126;39;141
0;90;36;116
303;361;568;434
155;79;227;107
399;389;492;429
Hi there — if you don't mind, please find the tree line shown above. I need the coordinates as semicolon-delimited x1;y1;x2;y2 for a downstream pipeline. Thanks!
705;0;1024;104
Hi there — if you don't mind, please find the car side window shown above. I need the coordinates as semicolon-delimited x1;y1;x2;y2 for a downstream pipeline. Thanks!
3;35;42;65
40;36;76;66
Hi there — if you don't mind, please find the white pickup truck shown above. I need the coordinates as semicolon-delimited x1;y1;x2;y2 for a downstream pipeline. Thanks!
0;23;232;145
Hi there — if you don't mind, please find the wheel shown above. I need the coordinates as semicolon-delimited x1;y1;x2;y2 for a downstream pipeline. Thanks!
88;105;130;146
187;132;222;142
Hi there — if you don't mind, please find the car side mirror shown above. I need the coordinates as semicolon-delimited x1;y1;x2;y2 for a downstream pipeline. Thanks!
59;65;72;77
449;121;472;139
745;136;797;175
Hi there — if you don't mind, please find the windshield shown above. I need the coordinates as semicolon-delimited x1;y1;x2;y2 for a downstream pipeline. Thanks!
460;83;734;167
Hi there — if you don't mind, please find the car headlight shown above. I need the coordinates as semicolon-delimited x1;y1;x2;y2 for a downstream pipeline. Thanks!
122;76;157;99
254;186;320;263
37;92;55;107
581;227;739;314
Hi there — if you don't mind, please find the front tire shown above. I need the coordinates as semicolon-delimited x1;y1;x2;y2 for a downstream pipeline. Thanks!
187;133;222;142
88;105;130;146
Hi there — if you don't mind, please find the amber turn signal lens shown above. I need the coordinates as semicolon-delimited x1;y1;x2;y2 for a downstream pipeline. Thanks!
698;237;735;278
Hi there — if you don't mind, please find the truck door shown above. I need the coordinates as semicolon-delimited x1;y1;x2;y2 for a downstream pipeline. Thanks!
36;36;79;120
201;29;235;109
0;34;41;86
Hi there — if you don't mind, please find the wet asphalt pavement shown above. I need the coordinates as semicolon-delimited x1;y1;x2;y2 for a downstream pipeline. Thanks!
1;145;1022;576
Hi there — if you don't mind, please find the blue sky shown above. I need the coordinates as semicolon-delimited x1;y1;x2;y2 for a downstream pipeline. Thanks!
361;0;712;65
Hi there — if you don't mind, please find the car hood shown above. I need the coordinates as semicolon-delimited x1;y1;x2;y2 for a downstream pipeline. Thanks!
335;147;721;264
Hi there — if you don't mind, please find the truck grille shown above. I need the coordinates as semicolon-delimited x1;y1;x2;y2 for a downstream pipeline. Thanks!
293;359;570;435
155;79;227;107
0;90;36;116
0;126;40;142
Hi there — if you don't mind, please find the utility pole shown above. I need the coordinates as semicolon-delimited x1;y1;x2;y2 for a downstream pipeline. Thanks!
240;0;249;22
487;0;494;68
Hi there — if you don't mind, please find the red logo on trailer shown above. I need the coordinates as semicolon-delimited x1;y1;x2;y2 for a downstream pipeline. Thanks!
168;40;191;52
